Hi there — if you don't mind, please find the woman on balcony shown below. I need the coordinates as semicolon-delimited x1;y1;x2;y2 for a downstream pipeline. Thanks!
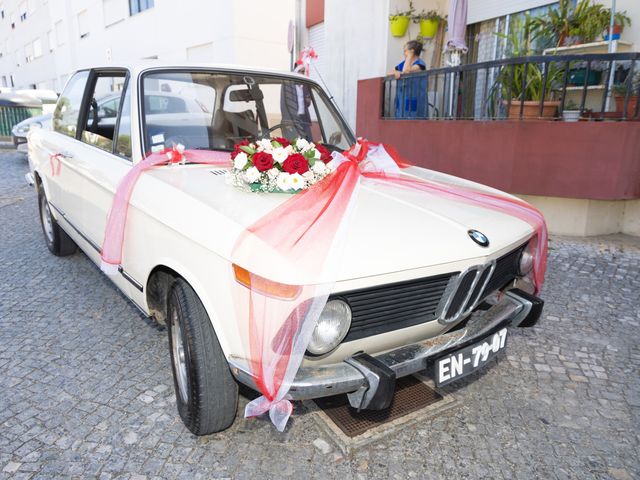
391;40;427;119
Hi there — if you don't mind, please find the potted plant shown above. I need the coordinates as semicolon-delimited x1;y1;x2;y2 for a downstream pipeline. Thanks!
389;0;415;37
613;72;640;118
413;10;445;38
562;100;581;122
496;17;562;119
567;60;607;86
603;12;631;40
529;0;630;48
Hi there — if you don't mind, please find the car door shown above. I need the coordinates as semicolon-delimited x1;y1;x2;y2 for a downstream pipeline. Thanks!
35;70;91;227
68;69;140;296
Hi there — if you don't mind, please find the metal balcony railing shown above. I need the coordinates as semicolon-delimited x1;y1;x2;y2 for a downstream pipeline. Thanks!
382;52;640;121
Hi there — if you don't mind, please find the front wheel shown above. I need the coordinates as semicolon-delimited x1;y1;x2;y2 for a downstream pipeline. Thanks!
167;278;238;435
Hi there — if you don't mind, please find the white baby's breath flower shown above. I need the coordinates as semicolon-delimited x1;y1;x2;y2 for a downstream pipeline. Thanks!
302;171;314;182
234;152;248;170
289;173;305;190
245;166;261;183
276;172;291;191
272;147;288;164
267;167;280;179
311;161;326;174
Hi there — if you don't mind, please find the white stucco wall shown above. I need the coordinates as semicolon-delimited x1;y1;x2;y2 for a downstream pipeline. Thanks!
0;0;295;91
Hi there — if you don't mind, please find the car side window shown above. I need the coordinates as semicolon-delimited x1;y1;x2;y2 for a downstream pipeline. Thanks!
115;84;132;159
53;71;90;138
80;73;126;153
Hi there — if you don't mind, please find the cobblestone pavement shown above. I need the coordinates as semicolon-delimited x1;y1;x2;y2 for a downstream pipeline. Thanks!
1;149;639;479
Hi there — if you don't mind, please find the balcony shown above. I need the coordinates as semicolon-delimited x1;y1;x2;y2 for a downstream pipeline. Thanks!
356;53;640;236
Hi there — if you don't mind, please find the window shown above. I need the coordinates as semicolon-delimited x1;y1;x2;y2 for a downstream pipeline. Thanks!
24;42;33;63
80;73;127;153
77;10;89;38
53;71;90;138
55;20;64;46
33;38;42;58
47;30;54;51
115;85;132;158
18;0;26;20
103;0;126;26
141;71;353;153
129;0;153;16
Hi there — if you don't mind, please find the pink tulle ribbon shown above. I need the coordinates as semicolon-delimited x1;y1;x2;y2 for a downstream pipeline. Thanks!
100;139;548;432
100;146;230;274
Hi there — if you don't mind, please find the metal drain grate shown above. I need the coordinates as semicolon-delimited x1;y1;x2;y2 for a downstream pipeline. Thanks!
314;376;443;438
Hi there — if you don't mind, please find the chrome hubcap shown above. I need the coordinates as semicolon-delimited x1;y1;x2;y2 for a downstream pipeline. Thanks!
171;308;189;404
40;197;54;244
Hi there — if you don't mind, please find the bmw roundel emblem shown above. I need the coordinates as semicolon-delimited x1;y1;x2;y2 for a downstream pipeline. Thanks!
468;229;490;247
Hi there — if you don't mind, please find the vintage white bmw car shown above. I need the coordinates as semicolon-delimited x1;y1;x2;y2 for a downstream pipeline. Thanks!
27;62;544;435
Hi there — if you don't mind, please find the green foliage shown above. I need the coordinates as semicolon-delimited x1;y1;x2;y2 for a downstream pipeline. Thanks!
529;0;632;48
412;9;445;23
389;0;415;20
494;16;563;101
613;72;640;97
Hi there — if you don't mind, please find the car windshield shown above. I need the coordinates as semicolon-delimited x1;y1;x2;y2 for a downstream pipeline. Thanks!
141;70;354;154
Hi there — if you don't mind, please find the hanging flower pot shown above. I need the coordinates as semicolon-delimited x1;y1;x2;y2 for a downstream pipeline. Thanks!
419;19;439;38
389;16;410;37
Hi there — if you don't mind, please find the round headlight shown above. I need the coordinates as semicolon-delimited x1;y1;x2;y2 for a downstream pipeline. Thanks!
16;125;30;134
307;299;352;356
518;239;536;276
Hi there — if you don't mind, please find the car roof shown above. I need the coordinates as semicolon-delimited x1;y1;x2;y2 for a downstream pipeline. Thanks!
79;61;317;84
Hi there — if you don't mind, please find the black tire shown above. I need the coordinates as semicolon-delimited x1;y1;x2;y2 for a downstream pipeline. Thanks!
37;183;77;256
167;278;238;435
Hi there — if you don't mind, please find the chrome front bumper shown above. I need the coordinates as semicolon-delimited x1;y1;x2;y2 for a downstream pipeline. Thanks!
228;289;541;409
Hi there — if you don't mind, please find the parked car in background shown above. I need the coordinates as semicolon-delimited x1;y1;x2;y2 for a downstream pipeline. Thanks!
12;113;52;151
15;89;59;114
0;93;43;141
27;63;545;435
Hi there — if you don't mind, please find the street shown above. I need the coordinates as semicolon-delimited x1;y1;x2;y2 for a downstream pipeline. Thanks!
0;149;638;479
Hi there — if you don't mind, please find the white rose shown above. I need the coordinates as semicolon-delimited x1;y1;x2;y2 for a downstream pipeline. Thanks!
285;145;294;154
272;147;288;164
313;148;321;159
245;166;261;183
256;138;273;152
276;172;291;191
295;138;309;151
234;152;248;170
311;161;326;174
289;173;305;191
267;167;280;179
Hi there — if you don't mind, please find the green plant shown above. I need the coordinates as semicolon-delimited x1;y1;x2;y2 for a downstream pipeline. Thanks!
389;0;415;20
529;0;631;47
613;72;640;97
564;99;579;110
412;9;445;23
495;16;563;101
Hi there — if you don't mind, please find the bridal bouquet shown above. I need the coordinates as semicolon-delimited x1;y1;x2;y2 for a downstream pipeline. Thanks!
229;137;334;193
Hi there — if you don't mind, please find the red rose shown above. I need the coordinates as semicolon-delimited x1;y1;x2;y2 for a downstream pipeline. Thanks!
231;140;250;160
282;153;309;174
252;151;275;171
272;137;290;147
315;143;332;163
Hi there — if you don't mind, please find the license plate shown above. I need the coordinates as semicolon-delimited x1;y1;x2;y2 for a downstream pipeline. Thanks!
434;328;508;387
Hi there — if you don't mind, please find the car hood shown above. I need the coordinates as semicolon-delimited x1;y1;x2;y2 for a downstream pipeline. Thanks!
134;164;533;284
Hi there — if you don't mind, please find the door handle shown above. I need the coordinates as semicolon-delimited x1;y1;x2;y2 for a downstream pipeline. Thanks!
58;151;74;159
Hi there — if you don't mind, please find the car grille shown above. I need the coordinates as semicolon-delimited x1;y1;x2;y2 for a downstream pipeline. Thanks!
483;243;527;296
335;242;528;342
338;273;457;342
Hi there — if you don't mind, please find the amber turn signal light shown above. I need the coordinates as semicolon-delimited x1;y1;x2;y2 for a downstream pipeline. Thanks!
233;264;302;300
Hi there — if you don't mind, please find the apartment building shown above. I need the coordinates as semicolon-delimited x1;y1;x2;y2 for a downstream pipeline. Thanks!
0;0;296;92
